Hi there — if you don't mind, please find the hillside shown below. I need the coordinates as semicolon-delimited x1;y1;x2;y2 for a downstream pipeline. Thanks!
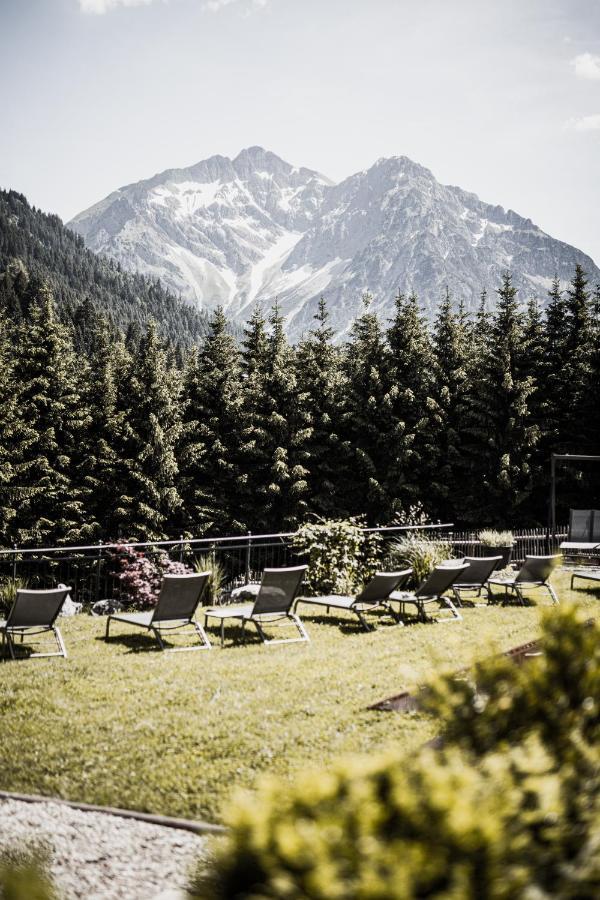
0;189;210;346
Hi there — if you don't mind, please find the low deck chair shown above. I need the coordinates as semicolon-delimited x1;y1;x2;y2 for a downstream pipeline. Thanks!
389;563;469;623
203;565;308;647
105;572;211;651
488;555;562;605
1;586;72;660
450;556;503;605
295;570;413;631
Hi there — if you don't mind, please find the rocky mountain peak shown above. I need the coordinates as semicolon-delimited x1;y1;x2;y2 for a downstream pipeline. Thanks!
68;148;600;341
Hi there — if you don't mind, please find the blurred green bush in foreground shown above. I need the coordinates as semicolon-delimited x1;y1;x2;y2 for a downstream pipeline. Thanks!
191;604;600;898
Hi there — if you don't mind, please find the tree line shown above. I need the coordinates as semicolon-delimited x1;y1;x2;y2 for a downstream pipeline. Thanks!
0;259;598;547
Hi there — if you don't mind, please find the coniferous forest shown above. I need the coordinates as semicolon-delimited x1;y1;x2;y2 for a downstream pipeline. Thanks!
1;190;599;547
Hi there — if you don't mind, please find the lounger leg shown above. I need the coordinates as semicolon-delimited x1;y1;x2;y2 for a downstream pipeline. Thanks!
6;632;15;660
54;627;67;659
193;620;212;649
290;613;310;643
250;619;265;643
441;596;462;622
220;619;225;649
105;617;112;641
355;609;373;632
152;627;166;651
546;584;559;605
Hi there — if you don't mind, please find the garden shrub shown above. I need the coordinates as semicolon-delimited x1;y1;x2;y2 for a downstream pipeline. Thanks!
291;519;381;596
111;543;192;609
190;606;600;899
0;578;27;616
387;532;452;585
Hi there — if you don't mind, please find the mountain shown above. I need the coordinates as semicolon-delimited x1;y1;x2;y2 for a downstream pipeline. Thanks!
69;147;600;340
0;189;210;347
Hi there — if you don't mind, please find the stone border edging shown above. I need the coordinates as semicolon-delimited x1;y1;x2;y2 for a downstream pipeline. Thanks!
0;789;226;836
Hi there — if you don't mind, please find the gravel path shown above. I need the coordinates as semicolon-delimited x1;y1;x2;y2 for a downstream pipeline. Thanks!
0;798;209;899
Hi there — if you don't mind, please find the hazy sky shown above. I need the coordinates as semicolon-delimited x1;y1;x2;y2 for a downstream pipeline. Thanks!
1;0;599;262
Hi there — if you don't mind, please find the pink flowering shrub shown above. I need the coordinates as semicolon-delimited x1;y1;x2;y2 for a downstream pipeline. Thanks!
111;544;193;609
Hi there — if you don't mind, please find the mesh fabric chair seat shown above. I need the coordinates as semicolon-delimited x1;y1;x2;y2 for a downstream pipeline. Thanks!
450;556;503;606
388;563;469;623
488;555;562;605
295;570;413;631
1;586;72;660
203;566;308;647
105;572;211;651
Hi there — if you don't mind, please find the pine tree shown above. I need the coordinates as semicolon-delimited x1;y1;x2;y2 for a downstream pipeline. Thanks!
114;320;182;540
294;298;350;518
10;280;85;544
178;307;245;535
341;294;392;521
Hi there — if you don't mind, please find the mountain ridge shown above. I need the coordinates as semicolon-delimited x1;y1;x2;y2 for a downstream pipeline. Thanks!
69;147;600;339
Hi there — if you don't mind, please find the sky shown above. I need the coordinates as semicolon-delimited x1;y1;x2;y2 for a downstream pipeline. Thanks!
1;0;599;262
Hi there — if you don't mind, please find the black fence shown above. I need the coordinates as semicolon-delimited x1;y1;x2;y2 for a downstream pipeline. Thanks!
0;524;566;609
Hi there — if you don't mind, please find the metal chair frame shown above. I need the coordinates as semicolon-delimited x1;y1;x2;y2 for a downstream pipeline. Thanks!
1;587;71;660
105;573;212;651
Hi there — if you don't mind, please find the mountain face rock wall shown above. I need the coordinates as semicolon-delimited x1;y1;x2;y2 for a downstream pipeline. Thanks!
69;146;600;340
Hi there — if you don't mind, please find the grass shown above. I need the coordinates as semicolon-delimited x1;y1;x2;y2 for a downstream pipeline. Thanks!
0;571;598;825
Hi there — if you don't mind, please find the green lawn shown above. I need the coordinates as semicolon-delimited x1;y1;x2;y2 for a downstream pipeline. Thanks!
1;571;598;824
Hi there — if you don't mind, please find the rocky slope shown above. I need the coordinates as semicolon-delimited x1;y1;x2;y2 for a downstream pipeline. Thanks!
69;146;600;339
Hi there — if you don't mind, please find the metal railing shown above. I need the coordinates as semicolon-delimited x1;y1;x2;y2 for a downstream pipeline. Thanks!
0;523;567;608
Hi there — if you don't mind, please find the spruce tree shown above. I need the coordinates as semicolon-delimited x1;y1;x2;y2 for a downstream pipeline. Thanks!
341;294;392;521
294;298;350;518
385;291;437;518
563;265;592;452
10;280;85;544
238;303;310;531
483;273;539;523
0;313;24;544
76;311;123;540
114;320;182;540
178;307;245;535
429;290;471;522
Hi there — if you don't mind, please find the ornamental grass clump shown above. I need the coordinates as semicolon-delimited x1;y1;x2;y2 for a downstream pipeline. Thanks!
478;529;516;547
193;553;226;605
190;605;600;899
291;518;381;597
388;532;452;585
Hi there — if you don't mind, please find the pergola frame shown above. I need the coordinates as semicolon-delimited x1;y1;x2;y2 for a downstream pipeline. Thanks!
550;453;600;539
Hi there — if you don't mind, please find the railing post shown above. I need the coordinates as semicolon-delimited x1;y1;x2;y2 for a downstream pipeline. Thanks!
179;535;184;563
12;544;17;586
96;541;102;604
245;531;252;585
